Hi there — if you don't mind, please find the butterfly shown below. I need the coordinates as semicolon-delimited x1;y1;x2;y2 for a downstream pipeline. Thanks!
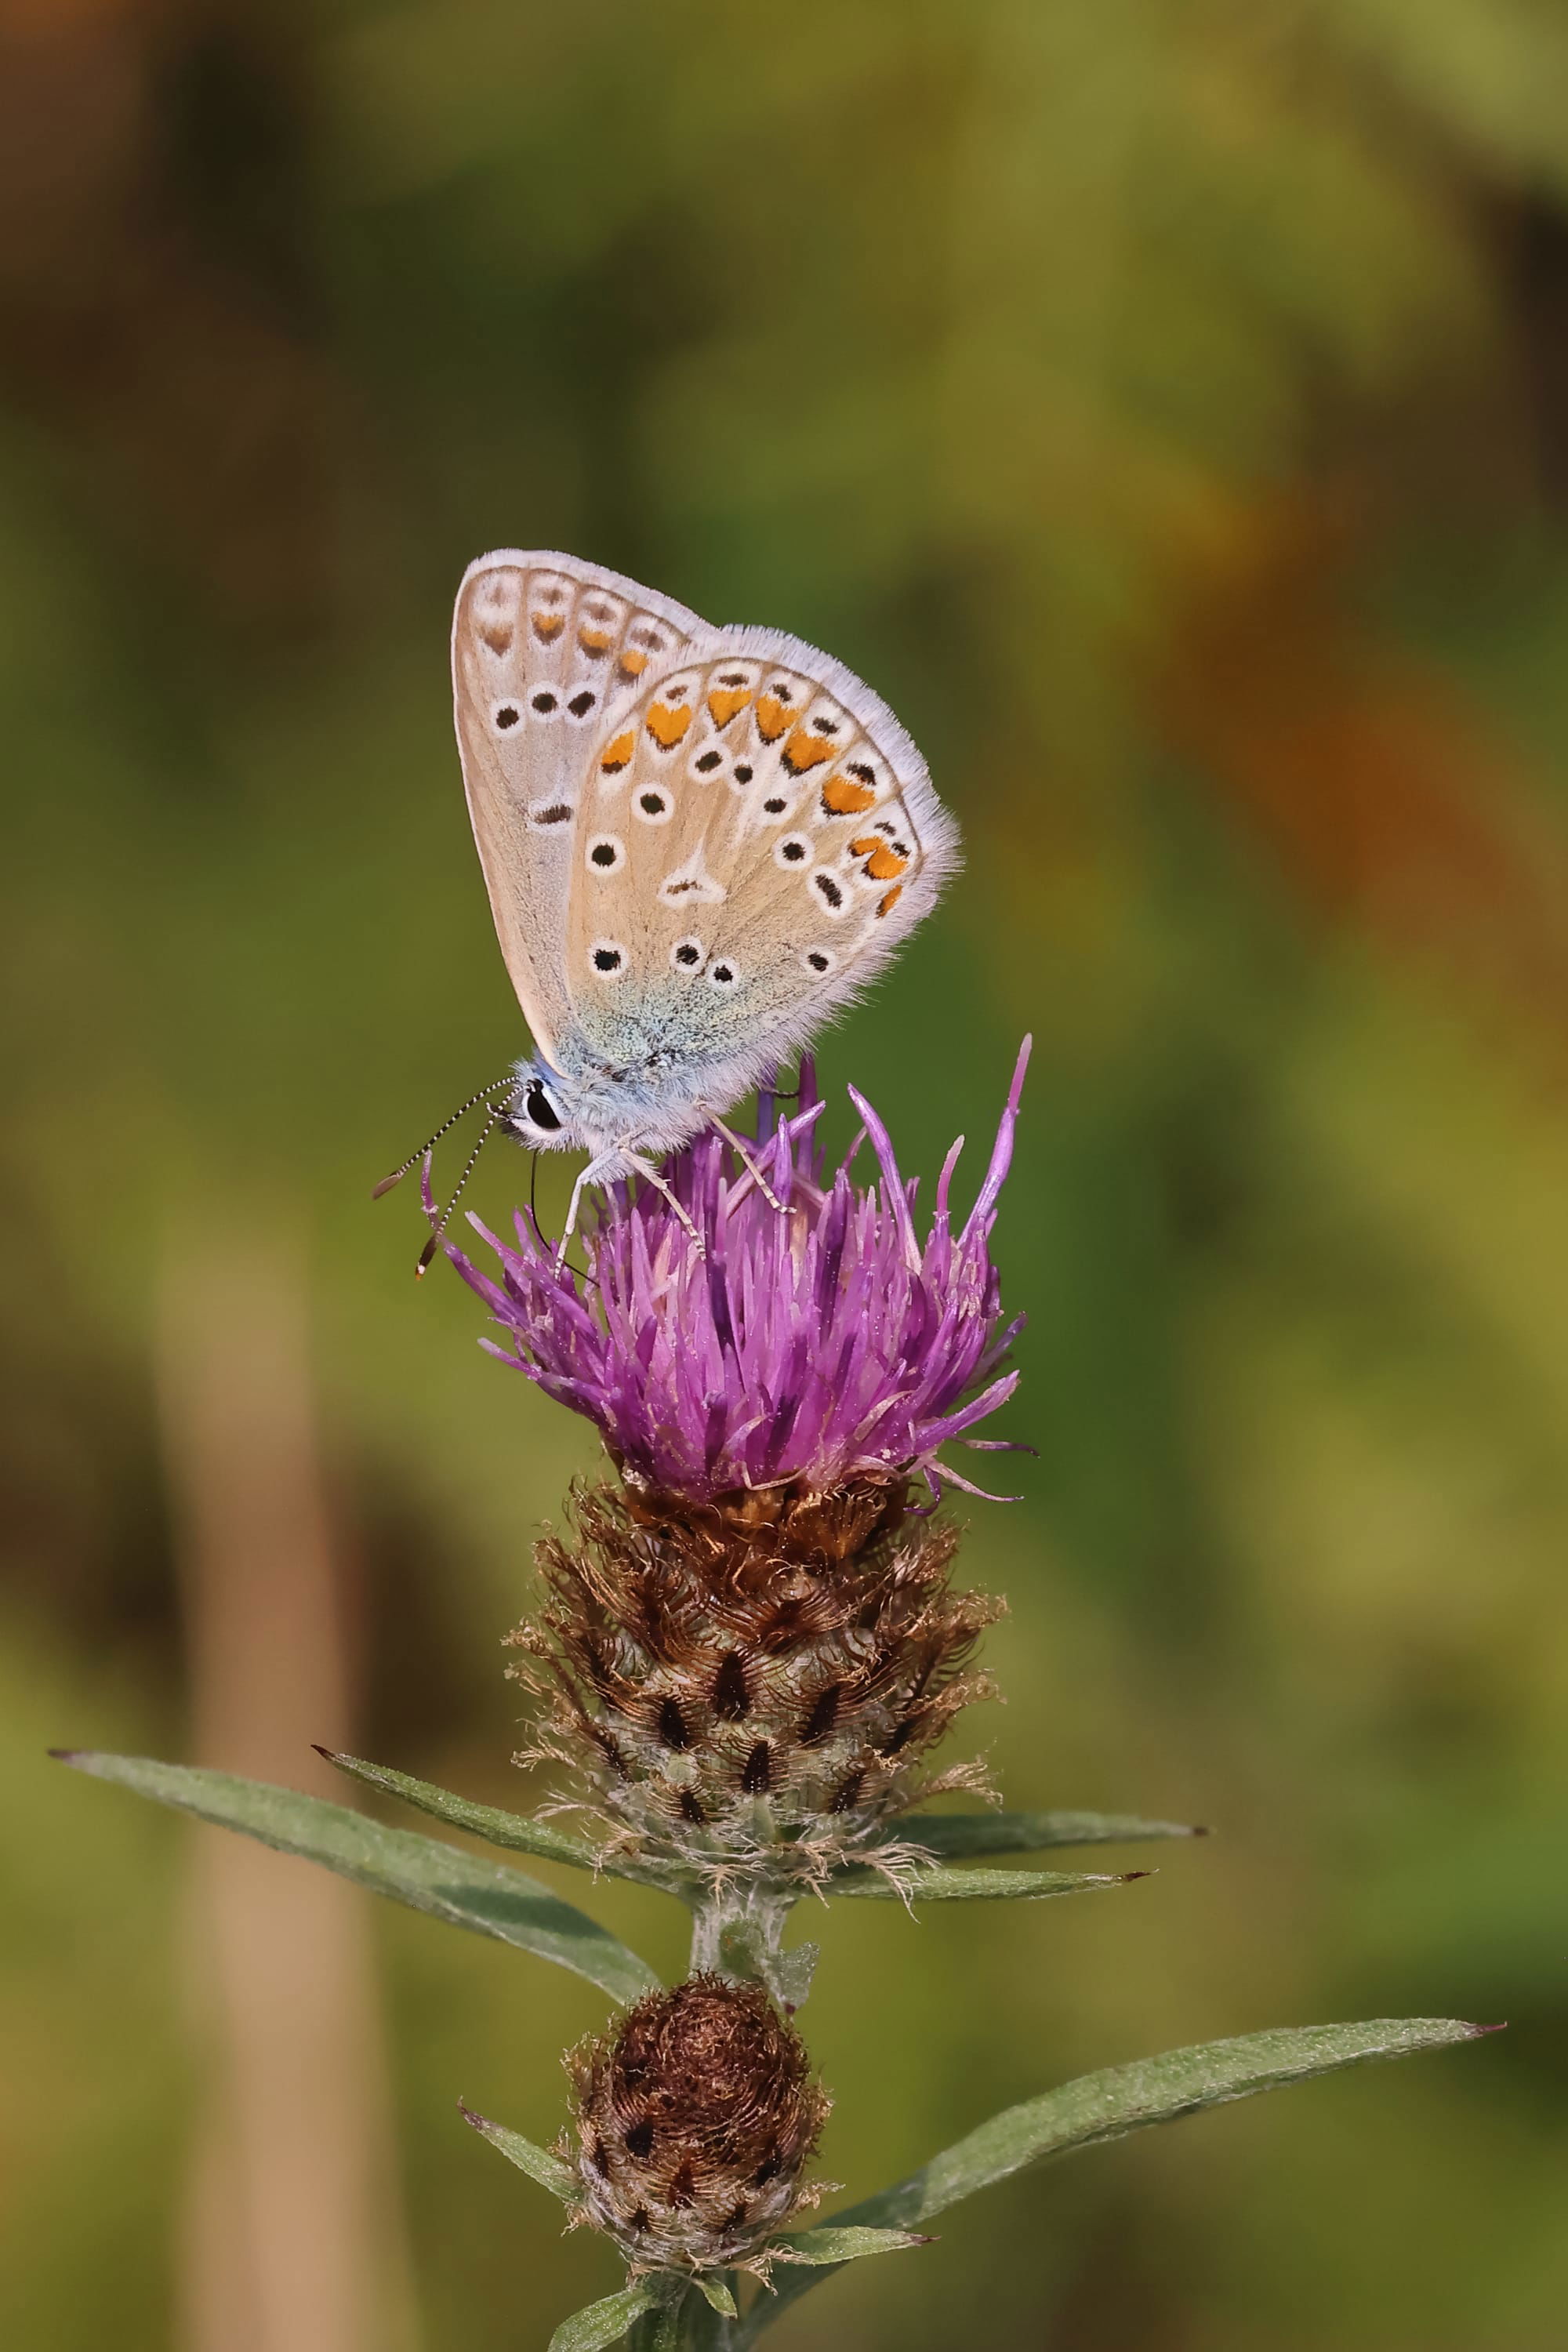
382;550;960;1261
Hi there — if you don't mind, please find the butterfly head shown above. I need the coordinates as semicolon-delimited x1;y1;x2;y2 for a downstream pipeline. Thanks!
506;1062;579;1151
503;1057;660;1157
502;1051;725;1173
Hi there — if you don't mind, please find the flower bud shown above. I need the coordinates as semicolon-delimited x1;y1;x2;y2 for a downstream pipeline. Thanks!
567;1975;829;2274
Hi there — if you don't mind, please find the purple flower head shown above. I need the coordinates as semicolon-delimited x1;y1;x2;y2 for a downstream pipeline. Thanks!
437;1040;1033;1505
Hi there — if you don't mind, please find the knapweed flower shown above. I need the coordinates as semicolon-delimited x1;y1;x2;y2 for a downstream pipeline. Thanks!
437;1044;1033;1889
442;1040;1032;1506
565;1975;829;2277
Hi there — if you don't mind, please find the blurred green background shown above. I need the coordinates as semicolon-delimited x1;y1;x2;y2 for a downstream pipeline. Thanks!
5;2;1568;2346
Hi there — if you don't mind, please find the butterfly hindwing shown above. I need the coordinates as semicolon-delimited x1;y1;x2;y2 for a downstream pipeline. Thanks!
564;626;959;1071
452;550;706;1058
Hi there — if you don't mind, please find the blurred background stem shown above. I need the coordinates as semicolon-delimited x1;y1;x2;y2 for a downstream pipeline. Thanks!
158;1228;419;2352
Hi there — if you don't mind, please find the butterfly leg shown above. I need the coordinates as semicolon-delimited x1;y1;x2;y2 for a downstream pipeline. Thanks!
554;1153;615;1274
703;1112;786;1214
622;1155;707;1259
553;1152;708;1272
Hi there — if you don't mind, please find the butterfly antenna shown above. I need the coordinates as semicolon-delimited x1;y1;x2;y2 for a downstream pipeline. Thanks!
372;1078;514;1200
416;1108;503;1277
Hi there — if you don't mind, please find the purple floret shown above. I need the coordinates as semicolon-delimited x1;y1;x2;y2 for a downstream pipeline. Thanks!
438;1040;1033;1504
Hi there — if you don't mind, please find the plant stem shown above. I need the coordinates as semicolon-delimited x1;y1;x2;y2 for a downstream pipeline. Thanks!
688;1889;793;1985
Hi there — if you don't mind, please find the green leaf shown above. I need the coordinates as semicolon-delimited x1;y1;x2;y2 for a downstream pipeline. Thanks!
774;2225;931;2264
891;1809;1204;1859
458;2100;576;2201
745;2017;1488;2341
548;2282;661;2352
320;1750;680;1890
693;2275;738;2317
830;1862;1141;1901
850;2019;1489;2220
56;1751;659;2005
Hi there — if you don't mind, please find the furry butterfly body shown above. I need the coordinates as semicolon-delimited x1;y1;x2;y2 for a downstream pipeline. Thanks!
449;550;960;1226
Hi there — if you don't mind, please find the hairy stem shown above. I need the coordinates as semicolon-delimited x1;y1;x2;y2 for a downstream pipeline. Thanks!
687;1887;821;2014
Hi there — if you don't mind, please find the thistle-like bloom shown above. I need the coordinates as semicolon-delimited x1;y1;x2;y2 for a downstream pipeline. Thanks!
443;1041;1031;1504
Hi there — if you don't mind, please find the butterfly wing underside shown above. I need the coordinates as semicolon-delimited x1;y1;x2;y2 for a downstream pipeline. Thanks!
452;550;706;1062
561;626;960;1073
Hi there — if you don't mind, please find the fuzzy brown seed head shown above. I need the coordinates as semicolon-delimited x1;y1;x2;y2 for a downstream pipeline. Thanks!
566;1975;829;2274
509;1479;1004;1888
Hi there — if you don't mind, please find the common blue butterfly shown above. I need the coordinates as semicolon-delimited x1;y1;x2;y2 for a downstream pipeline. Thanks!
386;550;960;1257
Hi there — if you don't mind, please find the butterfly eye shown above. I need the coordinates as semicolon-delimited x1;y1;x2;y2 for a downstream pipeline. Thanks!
524;1080;562;1133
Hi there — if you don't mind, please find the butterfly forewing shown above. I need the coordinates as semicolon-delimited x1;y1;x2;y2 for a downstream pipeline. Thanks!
452;551;706;1058
564;626;959;1069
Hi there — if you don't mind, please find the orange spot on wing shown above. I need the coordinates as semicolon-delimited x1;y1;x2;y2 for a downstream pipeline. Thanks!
478;622;513;653
601;731;635;773
618;648;649;677
577;626;614;655
821;773;877;816
755;695;792;741
707;687;752;728
532;612;564;641
864;844;909;881
646;702;694;749
782;728;834;775
877;884;903;916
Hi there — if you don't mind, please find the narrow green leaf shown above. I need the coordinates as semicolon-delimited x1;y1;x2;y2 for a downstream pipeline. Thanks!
320;1750;679;1890
322;1751;598;1867
458;2100;576;2201
774;2225;930;2264
548;2282;660;2352
831;1862;1140;1901
745;2017;1487;2341
693;2275;738;2317
891;1809;1204;1859
851;2019;1488;2220
56;1751;659;2005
